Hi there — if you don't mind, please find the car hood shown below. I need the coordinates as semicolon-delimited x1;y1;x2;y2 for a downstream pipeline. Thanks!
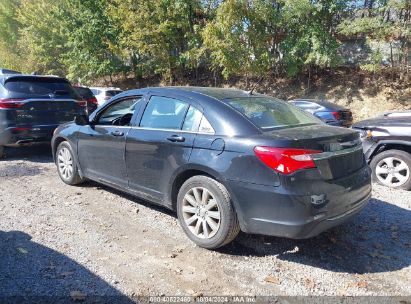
353;117;411;129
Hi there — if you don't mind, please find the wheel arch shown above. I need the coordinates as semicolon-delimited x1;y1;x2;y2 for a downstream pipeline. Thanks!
52;136;68;162
369;141;411;161
168;165;225;211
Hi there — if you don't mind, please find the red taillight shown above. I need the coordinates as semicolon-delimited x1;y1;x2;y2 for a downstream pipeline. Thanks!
76;100;87;107
86;97;98;105
254;146;322;174
11;127;31;133
332;111;341;120
0;98;25;109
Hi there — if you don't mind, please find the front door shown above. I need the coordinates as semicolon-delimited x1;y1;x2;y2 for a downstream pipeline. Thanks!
77;96;142;187
125;95;203;204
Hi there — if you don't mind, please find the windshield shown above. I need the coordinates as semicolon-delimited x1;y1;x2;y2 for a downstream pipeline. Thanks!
226;97;321;130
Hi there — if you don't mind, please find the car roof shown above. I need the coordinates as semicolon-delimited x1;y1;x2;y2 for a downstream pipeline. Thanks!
0;68;22;75
0;74;69;85
121;86;263;101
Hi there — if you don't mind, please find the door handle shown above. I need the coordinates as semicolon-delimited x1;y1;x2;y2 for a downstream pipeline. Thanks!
111;130;124;137
166;135;185;142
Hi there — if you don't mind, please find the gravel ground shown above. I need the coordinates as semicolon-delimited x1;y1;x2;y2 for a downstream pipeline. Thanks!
0;146;410;300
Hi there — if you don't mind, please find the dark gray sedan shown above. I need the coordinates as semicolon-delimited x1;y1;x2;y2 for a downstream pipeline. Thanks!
52;87;371;249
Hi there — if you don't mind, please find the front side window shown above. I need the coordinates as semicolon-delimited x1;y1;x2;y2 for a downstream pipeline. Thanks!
226;97;321;130
140;96;189;130
97;97;141;126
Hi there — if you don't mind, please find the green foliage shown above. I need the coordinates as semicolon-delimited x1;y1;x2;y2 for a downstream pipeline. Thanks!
108;0;207;82
0;0;21;69
338;0;410;73
202;0;281;78
0;0;408;82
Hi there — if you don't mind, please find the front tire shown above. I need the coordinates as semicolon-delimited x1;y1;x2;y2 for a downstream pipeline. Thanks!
56;141;85;185
177;175;240;249
370;149;411;190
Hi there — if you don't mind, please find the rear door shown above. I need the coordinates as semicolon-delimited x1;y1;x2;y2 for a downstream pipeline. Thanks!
77;96;143;187
125;94;201;204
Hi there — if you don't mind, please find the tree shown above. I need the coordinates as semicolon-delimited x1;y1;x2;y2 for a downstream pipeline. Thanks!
108;0;208;83
338;0;410;78
0;0;22;70
202;0;280;81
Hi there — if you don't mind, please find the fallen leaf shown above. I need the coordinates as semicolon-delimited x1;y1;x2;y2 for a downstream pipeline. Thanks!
357;280;368;288
17;247;28;254
70;291;86;301
264;275;280;284
390;225;398;231
373;243;383;249
304;278;316;289
59;271;74;278
329;237;337;244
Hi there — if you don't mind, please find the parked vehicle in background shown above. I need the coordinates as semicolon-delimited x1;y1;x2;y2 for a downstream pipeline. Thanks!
381;110;411;118
353;113;411;190
73;86;98;114
0;73;87;158
289;99;353;127
89;87;123;105
52;87;371;249
0;68;21;75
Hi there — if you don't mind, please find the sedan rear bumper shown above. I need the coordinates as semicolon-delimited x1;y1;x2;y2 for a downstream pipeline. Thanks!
227;165;372;239
246;192;369;239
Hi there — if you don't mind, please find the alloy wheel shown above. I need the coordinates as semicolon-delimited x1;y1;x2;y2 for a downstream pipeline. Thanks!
57;147;74;180
375;156;410;187
182;187;221;239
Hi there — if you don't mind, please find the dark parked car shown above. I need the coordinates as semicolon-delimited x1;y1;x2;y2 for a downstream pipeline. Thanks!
52;87;371;249
73;86;99;114
289;99;353;127
0;74;87;158
353;113;411;190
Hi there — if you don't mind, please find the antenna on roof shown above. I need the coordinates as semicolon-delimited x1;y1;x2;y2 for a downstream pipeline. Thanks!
247;76;264;95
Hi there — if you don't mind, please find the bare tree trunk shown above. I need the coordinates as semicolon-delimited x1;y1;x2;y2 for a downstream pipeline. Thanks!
307;65;311;93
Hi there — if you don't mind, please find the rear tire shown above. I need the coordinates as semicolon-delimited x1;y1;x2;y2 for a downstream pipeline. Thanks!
56;141;85;185
177;175;240;249
370;149;411;190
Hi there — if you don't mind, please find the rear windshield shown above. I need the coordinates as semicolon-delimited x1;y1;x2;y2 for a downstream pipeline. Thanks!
226;97;321;130
4;77;80;99
106;90;122;97
74;87;94;99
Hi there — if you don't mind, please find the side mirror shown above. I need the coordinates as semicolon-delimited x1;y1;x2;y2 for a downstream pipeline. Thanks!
74;114;90;126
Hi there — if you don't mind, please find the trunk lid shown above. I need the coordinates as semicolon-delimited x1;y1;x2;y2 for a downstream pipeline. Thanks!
262;124;365;179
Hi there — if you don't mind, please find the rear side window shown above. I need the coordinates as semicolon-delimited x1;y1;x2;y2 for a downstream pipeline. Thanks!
140;96;189;130
226;97;320;130
182;106;202;131
4;78;79;99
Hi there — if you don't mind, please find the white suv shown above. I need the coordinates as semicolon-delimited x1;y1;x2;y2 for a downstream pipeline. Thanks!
90;87;123;105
